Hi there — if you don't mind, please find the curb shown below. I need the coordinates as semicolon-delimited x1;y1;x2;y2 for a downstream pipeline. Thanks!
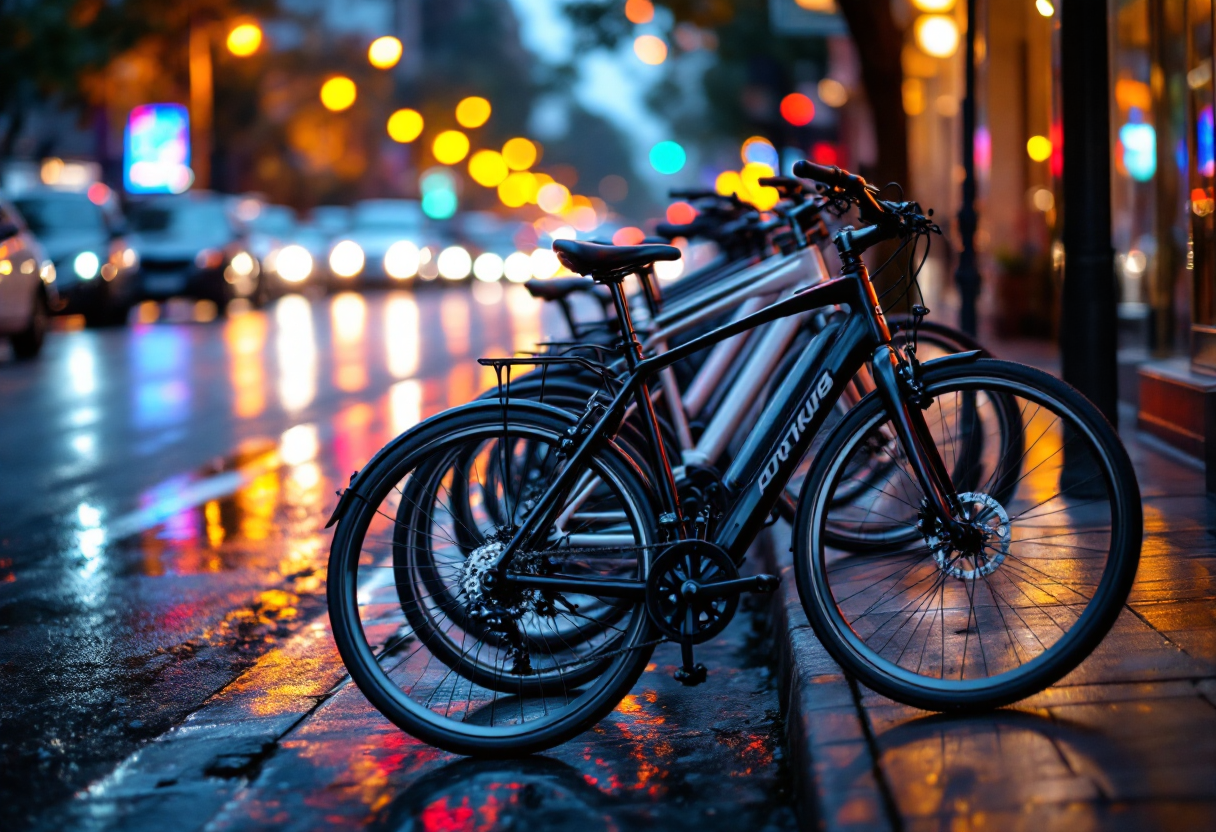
761;525;897;832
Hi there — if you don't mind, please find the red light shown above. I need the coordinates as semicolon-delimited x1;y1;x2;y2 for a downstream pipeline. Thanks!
780;93;815;127
665;201;697;225
87;182;110;205
810;142;838;166
612;226;645;245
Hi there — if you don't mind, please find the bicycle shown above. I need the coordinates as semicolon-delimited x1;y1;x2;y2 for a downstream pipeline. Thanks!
325;162;1142;756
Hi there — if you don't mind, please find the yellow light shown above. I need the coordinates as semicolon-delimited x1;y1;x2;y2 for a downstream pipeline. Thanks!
432;130;470;165
741;163;779;210
368;36;403;69
468;150;509;187
634;34;668;66
817;78;848;108
537;182;571;214
911;0;955;11
387;109;424;143
915;15;959;58
715;170;742;197
502;137;538;170
794;0;836;10
455;96;492;129
1026;135;1053;162
227;23;262;57
1035;0;1054;17
320;76;357;111
624;0;654;24
498;171;538;207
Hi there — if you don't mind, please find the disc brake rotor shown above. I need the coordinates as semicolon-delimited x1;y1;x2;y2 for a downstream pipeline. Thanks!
925;491;1011;580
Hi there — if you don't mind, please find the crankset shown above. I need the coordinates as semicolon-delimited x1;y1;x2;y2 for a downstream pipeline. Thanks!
645;540;780;686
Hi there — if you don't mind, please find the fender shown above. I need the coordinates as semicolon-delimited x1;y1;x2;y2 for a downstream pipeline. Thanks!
920;349;983;370
324;398;656;528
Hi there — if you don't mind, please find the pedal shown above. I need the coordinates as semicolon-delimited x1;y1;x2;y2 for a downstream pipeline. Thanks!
674;641;708;686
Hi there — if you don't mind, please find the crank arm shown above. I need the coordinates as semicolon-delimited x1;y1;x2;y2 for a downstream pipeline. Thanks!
693;573;780;599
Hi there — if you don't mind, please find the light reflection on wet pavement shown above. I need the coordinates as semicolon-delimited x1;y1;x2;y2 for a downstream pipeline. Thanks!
0;286;795;830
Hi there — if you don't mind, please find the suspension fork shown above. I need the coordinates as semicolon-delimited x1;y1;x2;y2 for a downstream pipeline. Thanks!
870;344;964;533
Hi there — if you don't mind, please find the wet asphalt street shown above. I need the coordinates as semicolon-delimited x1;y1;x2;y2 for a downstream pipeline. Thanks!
0;285;797;831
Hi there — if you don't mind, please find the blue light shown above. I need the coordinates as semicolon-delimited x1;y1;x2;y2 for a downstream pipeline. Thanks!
422;189;457;220
1119;122;1156;182
1199;106;1214;177
743;140;779;170
124;104;192;194
649;141;687;175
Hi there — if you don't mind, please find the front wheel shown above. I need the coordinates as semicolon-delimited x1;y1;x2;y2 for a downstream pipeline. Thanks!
793;358;1141;711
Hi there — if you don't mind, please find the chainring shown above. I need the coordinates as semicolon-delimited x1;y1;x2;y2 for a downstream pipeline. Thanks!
645;540;739;643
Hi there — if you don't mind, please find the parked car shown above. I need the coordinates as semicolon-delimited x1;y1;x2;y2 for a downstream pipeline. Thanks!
327;199;426;285
0;198;56;359
127;192;261;307
11;189;139;326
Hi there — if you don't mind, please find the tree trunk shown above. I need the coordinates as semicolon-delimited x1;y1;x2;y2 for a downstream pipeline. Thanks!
835;0;909;191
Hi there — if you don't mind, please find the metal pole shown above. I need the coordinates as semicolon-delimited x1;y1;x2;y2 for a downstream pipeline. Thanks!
188;22;212;190
1059;0;1118;423
955;0;980;337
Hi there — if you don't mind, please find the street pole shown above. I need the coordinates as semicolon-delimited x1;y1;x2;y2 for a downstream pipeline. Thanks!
954;0;980;338
1059;0;1118;423
188;22;212;190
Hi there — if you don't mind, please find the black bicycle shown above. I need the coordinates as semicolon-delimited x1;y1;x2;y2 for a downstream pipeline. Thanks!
325;162;1142;756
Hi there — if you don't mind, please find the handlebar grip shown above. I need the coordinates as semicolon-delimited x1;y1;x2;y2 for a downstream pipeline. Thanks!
791;161;852;190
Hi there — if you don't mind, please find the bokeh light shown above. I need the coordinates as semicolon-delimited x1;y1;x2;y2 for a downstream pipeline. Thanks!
227;23;263;57
385;241;420;279
666;201;697;225
715;170;742;197
502;137;538;170
421;169;459;219
741;136;779;169
537;182;572;214
612;227;645;245
504;251;533;283
473;252;504;282
1026;135;1053;162
320;76;357;111
530;248;561;279
498;171;538;207
634;35;668;65
650;141;686;174
741;162;780;210
456;96;492;129
433;130;470;165
780;93;815;126
468;150;509;187
276;245;312;283
437;246;472;280
911;0;955;10
624;0;655;24
915;15;959;58
329;240;365;278
368;36;403;69
387;109;424;143
1036;0;1055;16
817;78;849;108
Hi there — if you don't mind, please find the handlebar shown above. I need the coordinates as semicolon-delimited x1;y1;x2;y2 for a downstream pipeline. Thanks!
792;160;888;224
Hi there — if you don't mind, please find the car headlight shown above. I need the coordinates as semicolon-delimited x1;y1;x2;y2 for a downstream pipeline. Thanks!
40;261;56;284
229;251;256;276
329;240;365;278
195;248;225;269
74;251;100;280
276;245;313;283
384;241;420;279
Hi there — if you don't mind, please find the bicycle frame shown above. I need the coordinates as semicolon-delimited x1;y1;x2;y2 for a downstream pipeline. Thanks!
491;257;966;598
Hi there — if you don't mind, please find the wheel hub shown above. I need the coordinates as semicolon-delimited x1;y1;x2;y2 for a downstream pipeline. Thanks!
922;491;1011;580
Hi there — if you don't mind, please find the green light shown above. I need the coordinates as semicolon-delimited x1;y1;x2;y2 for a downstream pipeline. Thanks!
422;189;457;219
649;141;686;175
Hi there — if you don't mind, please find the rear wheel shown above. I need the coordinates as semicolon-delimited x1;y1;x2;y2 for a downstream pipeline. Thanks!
794;359;1141;710
328;404;661;756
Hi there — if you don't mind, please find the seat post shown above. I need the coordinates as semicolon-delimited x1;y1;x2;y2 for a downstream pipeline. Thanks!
602;270;685;531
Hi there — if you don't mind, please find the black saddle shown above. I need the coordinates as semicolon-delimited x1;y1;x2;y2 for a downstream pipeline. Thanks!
524;276;598;301
552;239;681;282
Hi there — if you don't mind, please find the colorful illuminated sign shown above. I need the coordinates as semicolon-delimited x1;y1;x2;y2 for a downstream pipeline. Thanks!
123;104;192;194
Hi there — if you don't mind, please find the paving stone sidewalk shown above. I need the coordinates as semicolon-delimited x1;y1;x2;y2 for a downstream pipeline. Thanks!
766;421;1216;831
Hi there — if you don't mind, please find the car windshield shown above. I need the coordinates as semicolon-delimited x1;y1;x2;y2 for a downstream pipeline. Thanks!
14;196;105;237
250;206;295;236
130;201;232;236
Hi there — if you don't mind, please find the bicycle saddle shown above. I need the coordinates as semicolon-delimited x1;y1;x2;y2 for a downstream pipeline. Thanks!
552;239;680;281
524;276;598;301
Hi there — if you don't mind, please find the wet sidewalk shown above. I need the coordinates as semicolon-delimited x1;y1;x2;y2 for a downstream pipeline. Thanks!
767;420;1216;831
